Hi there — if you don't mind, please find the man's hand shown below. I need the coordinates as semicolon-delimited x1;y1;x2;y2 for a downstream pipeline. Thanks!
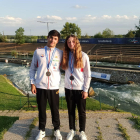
81;91;88;99
31;84;37;94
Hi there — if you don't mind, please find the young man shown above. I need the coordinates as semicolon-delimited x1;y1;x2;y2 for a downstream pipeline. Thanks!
29;30;63;140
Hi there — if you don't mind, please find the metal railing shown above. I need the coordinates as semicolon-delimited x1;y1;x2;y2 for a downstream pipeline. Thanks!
0;94;139;116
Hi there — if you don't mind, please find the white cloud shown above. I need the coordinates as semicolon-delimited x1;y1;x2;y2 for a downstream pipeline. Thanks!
0;15;22;24
37;16;41;18
133;15;138;19
1;14;139;36
115;15;129;19
65;17;77;20
82;15;97;22
37;15;62;21
73;5;87;9
46;15;62;20
102;15;112;19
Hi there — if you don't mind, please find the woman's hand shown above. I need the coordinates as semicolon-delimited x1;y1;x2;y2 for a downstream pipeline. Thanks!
82;91;88;99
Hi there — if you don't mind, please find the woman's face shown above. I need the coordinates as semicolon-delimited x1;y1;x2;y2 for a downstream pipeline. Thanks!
67;37;75;50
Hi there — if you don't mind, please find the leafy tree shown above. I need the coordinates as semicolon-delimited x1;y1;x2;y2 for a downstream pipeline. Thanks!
114;34;123;38
41;36;46;39
135;20;140;37
60;22;81;38
7;35;15;39
125;30;135;38
0;32;7;42
84;33;90;38
15;27;25;44
0;33;3;42
31;36;38;39
94;32;103;38
102;28;114;38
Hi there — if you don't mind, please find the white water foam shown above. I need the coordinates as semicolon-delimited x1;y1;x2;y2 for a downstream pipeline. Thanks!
1;62;140;104
0;62;65;96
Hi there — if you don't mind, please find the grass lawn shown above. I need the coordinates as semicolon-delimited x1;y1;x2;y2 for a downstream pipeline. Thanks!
0;116;19;140
0;75;30;110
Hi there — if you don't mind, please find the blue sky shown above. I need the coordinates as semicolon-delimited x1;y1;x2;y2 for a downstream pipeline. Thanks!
0;0;140;36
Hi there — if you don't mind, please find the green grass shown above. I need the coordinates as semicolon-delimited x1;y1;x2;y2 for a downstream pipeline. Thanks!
129;114;140;130
0;116;19;140
96;119;104;140
118;123;130;140
25;117;38;140
86;98;113;110
0;75;29;110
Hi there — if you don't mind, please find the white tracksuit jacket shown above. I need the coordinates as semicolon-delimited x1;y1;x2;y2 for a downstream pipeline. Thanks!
65;51;91;92
29;46;63;89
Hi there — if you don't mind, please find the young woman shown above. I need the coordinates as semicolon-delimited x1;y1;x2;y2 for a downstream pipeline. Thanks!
61;35;91;140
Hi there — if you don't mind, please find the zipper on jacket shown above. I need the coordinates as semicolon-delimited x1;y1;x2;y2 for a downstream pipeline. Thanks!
47;49;51;89
70;54;74;90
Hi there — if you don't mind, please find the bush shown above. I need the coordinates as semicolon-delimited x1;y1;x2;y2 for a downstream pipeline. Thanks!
11;50;18;58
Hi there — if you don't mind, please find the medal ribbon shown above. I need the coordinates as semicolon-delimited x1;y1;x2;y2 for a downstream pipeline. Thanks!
45;46;56;70
69;51;74;75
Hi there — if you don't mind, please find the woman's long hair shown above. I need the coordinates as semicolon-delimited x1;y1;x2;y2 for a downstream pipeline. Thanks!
61;35;83;70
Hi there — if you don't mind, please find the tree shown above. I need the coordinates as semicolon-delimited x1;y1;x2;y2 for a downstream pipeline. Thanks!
114;34;123;38
15;27;25;44
41;36;46;39
0;33;3;42
84;33;90;38
102;28;114;38
125;30;135;38
60;22;81;38
31;36;39;40
0;32;7;42
135;20;140;37
94;32;103;38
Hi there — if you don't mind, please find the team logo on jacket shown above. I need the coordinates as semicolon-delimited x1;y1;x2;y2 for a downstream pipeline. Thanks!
41;54;44;57
55;56;58;58
56;90;59;94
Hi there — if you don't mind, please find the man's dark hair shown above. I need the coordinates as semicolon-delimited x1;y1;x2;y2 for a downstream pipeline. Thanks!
48;30;60;40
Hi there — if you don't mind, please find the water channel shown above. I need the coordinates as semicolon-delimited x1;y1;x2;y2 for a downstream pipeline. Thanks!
0;54;140;115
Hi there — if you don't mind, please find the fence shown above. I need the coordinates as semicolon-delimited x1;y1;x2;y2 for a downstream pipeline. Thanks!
6;39;37;43
37;38;140;45
0;93;139;116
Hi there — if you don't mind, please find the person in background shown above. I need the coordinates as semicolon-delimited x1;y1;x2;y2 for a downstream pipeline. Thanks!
61;35;91;140
29;30;63;140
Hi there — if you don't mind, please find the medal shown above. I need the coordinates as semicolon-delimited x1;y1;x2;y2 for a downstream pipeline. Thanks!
70;75;74;80
45;46;56;77
46;71;51;76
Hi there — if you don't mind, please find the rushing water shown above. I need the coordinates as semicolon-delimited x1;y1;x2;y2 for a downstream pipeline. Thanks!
0;61;140;115
0;62;65;96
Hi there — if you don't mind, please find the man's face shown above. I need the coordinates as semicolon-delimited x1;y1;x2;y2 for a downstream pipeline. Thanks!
47;36;59;48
